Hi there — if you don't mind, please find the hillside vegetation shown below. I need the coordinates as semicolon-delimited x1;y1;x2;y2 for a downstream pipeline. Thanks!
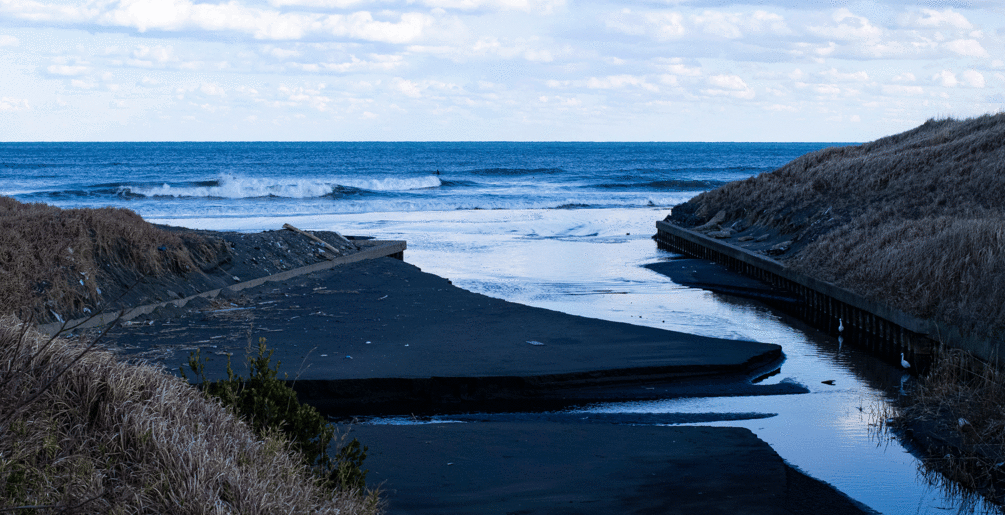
0;316;378;513
668;113;1005;343
0;197;225;324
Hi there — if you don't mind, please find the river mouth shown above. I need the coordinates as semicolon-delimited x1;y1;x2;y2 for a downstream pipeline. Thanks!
158;207;974;515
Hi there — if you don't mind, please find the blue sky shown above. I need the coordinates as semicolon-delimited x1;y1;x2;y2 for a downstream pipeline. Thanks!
0;0;1002;141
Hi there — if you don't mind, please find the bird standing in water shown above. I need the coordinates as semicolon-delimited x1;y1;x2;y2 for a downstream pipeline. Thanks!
900;352;911;369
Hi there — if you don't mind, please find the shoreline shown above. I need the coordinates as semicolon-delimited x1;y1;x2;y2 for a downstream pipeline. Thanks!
82;225;872;513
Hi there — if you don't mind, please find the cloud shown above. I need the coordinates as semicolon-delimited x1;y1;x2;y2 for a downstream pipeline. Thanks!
586;74;658;92
900;8;972;29
656;57;701;77
882;84;923;95
46;64;89;75
0;34;17;46
691;9;789;39
702;74;753;98
128;44;178;66
395;78;422;97
766;103;797;112
961;69;985;88
0;97;29;111
819;68;869;82
808;9;882;41
944;39;988;57
933;70;957;87
0;1;435;44
605;10;686;41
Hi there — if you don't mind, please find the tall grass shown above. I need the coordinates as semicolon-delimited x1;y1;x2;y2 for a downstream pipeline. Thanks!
898;349;1005;511
0;316;380;514
673;113;1005;341
0;197;223;324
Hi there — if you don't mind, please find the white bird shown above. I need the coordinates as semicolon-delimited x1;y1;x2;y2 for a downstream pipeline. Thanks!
900;352;911;369
838;318;844;333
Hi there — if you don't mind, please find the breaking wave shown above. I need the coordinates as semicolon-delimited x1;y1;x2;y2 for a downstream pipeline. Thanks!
120;174;442;199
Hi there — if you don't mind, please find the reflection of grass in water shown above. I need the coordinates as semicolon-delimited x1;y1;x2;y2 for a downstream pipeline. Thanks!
873;349;1005;514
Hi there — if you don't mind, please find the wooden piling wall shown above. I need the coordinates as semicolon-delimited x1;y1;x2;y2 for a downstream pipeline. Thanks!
653;220;990;367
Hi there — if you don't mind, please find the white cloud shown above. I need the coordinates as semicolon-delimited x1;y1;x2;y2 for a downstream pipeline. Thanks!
702;74;753;99
766;104;796;112
606;10;685;41
691;9;788;39
417;0;565;13
264;46;301;59
900;8;972;29
882;84;923;96
944;39;988;57
933;70;957;87
707;74;746;90
129;45;177;66
961;69;985;88
0;35;17;46
587;74;658;92
395;78;422;97
1;1;435;44
200;83;226;96
268;0;370;8
657;58;701;77
276;84;332;110
138;76;161;87
812;84;841;96
809;9;882;42
820;68;869;82
892;72;915;82
46;64;89;75
70;79;96;89
0;97;30;111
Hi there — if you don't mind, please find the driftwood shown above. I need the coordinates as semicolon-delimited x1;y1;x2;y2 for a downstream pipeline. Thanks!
282;224;355;258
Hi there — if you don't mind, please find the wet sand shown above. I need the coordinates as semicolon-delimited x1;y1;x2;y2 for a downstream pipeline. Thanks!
93;242;872;513
348;422;876;514
103;256;803;414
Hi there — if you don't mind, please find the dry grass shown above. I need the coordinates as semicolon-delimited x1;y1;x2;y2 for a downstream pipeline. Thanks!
0;196;222;324
0;315;381;514
898;349;1005;511
672;113;1005;341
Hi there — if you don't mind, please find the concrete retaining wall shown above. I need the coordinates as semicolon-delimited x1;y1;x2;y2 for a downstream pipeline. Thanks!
38;239;406;336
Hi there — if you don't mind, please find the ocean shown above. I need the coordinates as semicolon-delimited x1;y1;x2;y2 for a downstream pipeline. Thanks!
1;142;964;514
1;142;833;219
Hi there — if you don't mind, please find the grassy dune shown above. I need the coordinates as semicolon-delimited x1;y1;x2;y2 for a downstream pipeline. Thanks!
670;113;1005;343
0;316;378;513
0;197;225;324
0;200;379;512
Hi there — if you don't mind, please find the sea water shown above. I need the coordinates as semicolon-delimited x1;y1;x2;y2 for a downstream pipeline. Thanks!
0;142;972;514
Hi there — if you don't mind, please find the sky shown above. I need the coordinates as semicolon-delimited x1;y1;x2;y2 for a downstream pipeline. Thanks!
0;0;1002;142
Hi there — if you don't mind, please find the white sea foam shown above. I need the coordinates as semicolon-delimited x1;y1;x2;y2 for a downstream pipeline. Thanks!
124;174;442;199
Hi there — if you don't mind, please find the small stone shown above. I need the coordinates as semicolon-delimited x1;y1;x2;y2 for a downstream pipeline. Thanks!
737;235;754;242
755;234;771;242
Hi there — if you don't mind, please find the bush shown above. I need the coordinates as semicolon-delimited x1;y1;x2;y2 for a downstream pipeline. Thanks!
183;337;369;492
0;315;377;513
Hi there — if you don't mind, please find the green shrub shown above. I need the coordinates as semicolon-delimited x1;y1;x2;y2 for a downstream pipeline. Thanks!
183;337;369;492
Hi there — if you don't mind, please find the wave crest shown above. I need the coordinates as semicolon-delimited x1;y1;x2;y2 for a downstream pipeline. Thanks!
121;174;442;199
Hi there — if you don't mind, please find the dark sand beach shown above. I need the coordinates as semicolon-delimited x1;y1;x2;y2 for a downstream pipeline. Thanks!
84;227;875;514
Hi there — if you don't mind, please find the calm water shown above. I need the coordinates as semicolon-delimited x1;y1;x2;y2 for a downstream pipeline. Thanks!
3;142;975;513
